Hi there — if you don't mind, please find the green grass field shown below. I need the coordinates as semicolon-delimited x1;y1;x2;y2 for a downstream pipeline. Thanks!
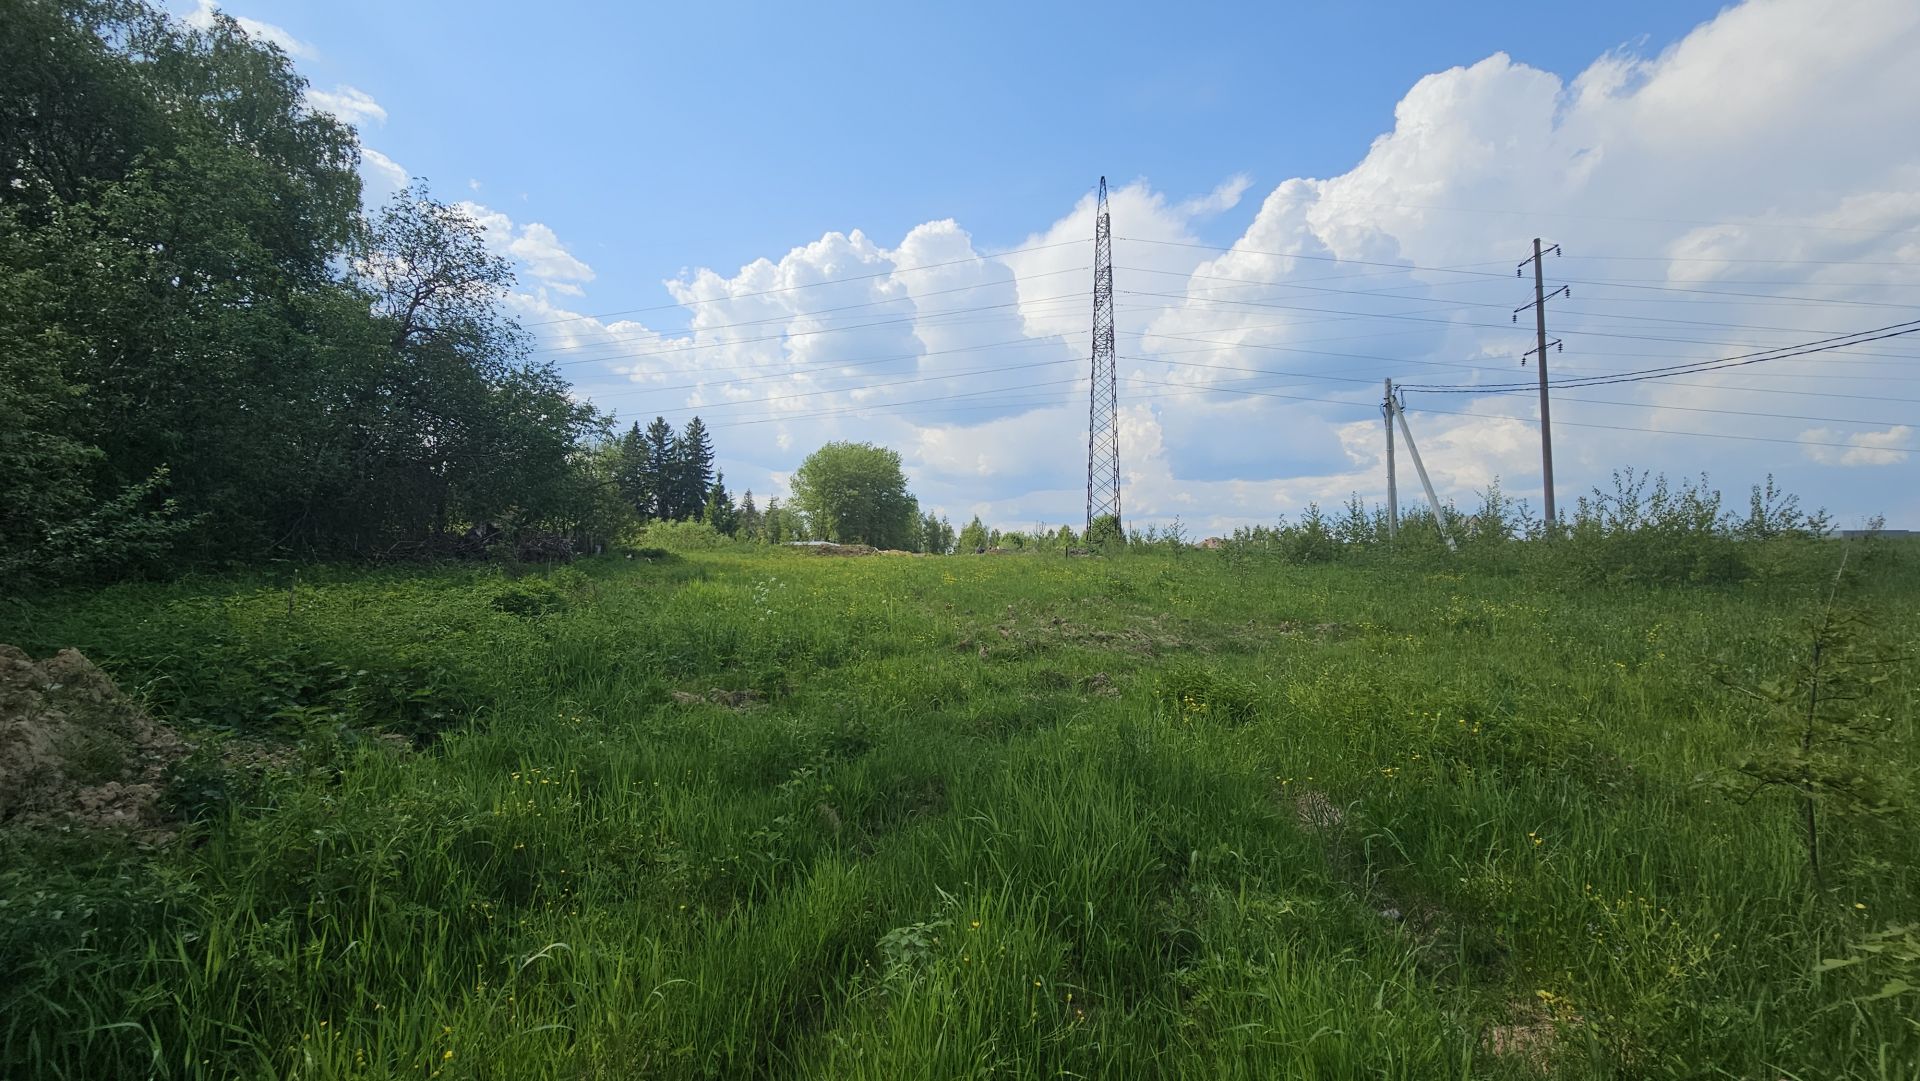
3;542;1917;1079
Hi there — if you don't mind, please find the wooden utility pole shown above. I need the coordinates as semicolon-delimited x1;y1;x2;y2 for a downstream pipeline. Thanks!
1517;238;1567;528
1383;378;1398;539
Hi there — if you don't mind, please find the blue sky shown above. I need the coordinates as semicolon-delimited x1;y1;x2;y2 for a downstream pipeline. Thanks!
184;0;1919;531
205;1;1726;313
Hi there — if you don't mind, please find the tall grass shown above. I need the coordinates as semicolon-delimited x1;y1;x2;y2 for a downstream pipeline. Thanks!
1;540;1916;1079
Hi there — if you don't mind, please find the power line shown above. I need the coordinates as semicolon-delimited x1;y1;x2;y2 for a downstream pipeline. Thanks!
1122;353;1920;415
1553;277;1920;311
1532;394;1908;429
1124;236;1920;271
599;356;1081;417
1564;254;1920;268
1277;196;1920;237
520;237;1091;328
703;375;1087;430
1120;264;1916;338
547;289;1092;369
1131;287;1920;357
1401;319;1920;394
1116;236;1515;280
1123;376;1913;457
525;266;1090;356
579;309;1920;433
583;336;1075;403
545;289;1093;368
585;316;1920;426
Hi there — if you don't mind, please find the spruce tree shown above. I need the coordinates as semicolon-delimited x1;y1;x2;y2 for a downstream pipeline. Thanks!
766;497;787;544
642;417;676;519
704;471;738;535
675;416;715;518
614;422;651;519
738;489;762;540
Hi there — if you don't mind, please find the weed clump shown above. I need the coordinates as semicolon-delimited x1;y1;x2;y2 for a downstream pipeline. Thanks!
1156;660;1263;724
491;578;571;618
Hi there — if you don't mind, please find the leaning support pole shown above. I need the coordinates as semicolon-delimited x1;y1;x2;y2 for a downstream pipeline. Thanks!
1390;395;1455;551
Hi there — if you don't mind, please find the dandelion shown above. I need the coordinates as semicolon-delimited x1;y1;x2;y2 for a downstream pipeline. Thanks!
1854;902;1867;910
970;920;981;929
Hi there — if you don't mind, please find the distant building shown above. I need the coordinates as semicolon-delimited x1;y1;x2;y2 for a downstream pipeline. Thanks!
1199;537;1224;549
1838;528;1915;539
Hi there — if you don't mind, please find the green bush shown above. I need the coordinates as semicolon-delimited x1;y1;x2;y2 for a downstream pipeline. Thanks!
635;519;737;551
1564;469;1752;586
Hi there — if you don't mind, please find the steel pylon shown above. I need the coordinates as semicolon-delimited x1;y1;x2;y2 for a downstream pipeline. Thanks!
1086;176;1122;536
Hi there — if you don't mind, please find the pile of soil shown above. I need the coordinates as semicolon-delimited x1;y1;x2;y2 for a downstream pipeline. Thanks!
0;645;185;834
807;543;878;556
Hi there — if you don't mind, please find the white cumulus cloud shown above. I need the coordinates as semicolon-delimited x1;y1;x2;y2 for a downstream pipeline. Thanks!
358;148;410;197
305;85;386;127
1801;425;1914;467
536;0;1920;530
510;223;595;285
454;202;594;286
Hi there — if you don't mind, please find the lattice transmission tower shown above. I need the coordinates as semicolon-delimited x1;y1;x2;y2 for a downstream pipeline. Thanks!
1085;176;1122;536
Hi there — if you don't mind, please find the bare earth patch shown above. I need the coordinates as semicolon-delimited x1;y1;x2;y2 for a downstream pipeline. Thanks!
0;644;186;836
671;687;768;710
806;543;879;557
1293;789;1344;832
1483;996;1584;1073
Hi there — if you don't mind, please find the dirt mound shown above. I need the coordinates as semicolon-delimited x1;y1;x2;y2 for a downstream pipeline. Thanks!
0;645;185;834
807;543;878;556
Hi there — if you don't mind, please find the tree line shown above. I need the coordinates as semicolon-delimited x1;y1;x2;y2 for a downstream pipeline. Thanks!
600;435;959;553
0;0;982;583
1;0;621;582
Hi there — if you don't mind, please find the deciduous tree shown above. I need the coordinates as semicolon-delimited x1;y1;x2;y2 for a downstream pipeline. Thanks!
789;442;920;549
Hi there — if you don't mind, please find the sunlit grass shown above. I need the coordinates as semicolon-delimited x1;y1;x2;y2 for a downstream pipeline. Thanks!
2;542;1915;1078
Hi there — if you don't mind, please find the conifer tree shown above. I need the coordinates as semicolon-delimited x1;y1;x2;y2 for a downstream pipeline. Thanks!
614;422;651;519
641;417;676;519
675;416;715;518
738;489;762;540
704;471;739;535
766;497;787;544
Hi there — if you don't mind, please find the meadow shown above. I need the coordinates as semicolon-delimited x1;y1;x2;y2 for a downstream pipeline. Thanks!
2;538;1916;1079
